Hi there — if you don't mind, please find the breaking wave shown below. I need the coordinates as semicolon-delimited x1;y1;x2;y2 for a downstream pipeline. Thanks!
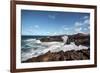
21;38;89;61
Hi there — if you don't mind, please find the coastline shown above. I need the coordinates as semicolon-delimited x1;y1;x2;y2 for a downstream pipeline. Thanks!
21;34;90;63
22;49;90;63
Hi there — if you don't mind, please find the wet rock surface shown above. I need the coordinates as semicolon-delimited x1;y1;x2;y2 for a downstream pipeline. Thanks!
22;49;90;63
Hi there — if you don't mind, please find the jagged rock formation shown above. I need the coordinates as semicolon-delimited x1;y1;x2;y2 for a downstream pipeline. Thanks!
22;49;90;63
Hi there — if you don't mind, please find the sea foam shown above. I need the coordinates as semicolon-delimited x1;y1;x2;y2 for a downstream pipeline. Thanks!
21;36;88;61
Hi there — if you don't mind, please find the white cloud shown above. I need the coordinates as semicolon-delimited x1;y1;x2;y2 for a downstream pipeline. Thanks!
75;15;90;26
25;28;35;35
53;32;57;35
62;25;69;31
83;19;90;24
63;27;69;30
75;27;82;32
83;16;89;19
25;25;40;35
73;15;90;34
75;22;83;27
83;28;87;31
83;16;90;25
47;32;51;35
28;26;33;29
48;15;56;19
34;25;39;28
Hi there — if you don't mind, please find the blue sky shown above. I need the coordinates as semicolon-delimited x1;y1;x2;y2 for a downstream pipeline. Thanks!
21;10;90;35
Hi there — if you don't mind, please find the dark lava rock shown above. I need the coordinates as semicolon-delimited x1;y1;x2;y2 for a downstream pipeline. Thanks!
40;33;90;46
22;49;90;63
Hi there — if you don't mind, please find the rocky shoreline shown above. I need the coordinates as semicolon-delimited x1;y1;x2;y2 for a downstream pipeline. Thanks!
21;33;90;63
40;33;90;46
22;49;90;63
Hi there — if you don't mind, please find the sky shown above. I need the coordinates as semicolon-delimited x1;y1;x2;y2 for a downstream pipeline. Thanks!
21;10;90;35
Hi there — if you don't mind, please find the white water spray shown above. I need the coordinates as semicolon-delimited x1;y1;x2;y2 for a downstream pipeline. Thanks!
22;36;88;61
61;36;68;45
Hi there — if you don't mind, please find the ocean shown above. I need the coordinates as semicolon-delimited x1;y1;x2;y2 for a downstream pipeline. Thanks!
21;35;49;61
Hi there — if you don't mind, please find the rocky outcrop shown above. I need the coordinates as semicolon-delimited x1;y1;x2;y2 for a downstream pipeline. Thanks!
22;49;90;63
40;36;63;42
40;33;90;46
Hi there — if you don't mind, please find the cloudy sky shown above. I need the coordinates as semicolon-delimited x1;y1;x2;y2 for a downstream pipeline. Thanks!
21;10;90;35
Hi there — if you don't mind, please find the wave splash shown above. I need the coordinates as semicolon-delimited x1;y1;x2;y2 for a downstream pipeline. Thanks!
21;36;88;61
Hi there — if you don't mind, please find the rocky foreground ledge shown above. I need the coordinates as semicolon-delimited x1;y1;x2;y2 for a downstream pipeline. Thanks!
22;49;90;63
